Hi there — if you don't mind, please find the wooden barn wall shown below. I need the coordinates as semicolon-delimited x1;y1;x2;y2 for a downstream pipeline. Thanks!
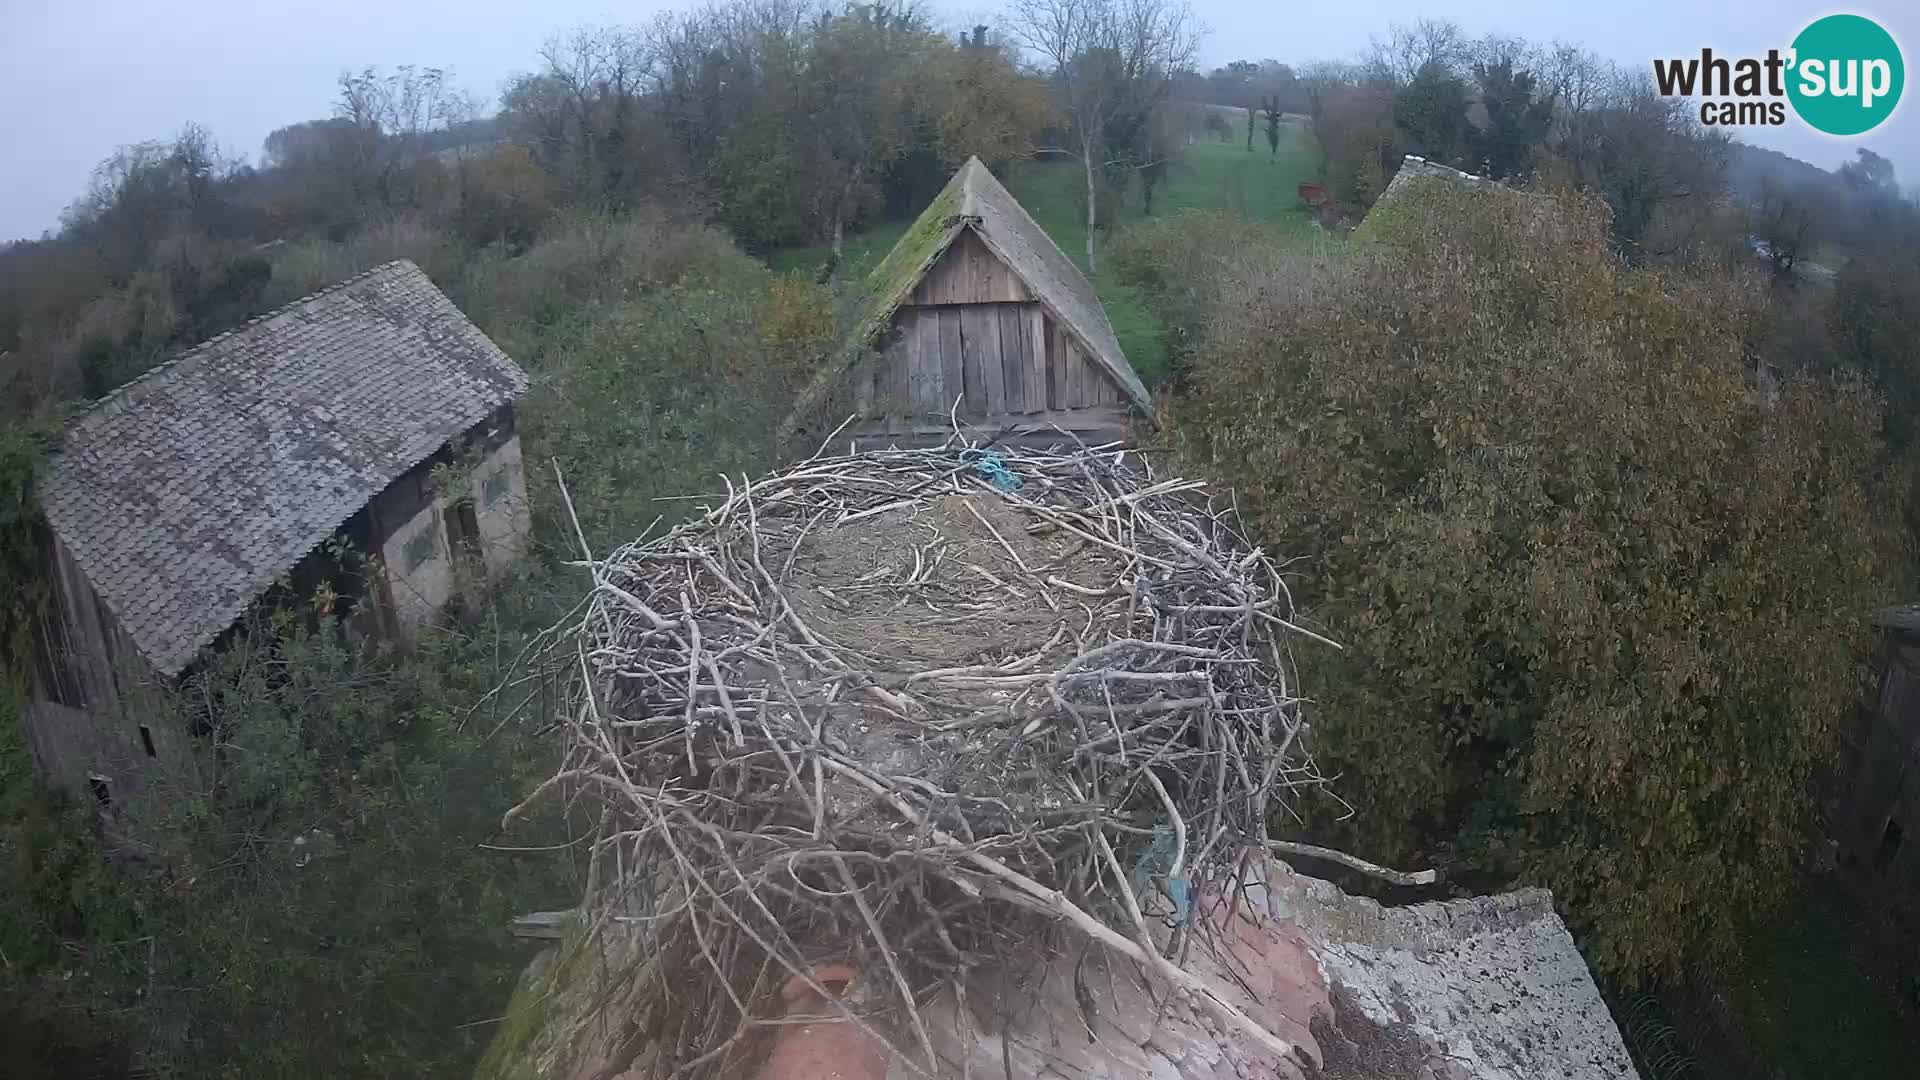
1831;632;1920;891
866;303;1126;423
24;530;198;808
847;228;1132;446
911;230;1033;306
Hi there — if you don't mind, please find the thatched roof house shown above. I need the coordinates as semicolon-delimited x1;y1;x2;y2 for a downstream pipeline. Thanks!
26;260;531;810
789;157;1153;448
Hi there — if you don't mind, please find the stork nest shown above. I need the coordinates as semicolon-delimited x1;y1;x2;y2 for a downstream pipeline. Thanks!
508;441;1335;1077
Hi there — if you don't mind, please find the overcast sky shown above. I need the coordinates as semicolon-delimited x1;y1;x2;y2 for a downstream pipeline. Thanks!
2;1;1914;241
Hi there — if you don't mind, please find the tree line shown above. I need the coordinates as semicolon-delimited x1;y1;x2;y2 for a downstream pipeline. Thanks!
1283;18;1732;261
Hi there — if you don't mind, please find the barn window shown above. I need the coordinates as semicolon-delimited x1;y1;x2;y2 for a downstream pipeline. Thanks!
1874;820;1904;873
138;724;157;758
481;467;511;508
445;501;482;558
88;774;112;808
401;527;438;572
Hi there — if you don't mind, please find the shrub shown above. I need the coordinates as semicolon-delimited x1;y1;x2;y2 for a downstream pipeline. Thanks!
261;218;455;309
1165;181;1897;982
1;603;581;1077
1107;211;1309;381
457;210;749;345
519;281;802;550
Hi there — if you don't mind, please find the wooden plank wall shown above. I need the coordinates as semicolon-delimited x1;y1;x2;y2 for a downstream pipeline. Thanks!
875;304;1120;419
911;230;1032;305
869;227;1128;423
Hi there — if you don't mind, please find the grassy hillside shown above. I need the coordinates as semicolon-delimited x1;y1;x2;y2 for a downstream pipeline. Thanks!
771;119;1322;385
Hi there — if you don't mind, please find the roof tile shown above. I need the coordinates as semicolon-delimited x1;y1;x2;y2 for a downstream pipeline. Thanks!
39;260;528;676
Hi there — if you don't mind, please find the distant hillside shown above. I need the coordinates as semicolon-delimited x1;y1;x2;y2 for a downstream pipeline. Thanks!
1728;141;1836;202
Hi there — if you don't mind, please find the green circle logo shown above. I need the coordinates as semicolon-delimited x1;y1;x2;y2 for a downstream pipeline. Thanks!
1787;14;1903;135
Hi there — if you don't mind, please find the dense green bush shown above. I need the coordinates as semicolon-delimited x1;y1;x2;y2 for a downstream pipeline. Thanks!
487;214;826;550
1164;180;1898;981
457;211;752;350
1;605;580;1077
1107;211;1309;382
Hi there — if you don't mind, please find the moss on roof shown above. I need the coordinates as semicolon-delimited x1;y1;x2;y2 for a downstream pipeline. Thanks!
851;167;967;344
782;156;1154;438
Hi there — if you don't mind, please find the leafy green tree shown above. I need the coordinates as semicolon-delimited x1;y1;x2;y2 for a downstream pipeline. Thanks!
0;421;54;694
1261;94;1284;158
1468;59;1554;178
1392;61;1469;164
1162;181;1896;982
1831;213;1920;449
1546;80;1731;261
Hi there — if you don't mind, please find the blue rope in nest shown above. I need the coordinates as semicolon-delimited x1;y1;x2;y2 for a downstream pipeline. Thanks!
960;448;1023;493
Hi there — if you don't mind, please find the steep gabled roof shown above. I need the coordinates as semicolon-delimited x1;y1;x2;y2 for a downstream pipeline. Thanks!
794;157;1152;425
39;260;529;676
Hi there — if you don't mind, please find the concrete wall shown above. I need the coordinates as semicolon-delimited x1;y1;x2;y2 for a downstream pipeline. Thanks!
471;432;531;575
376;497;457;635
367;406;529;636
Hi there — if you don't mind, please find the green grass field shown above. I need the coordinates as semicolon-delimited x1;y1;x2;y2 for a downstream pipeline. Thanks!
771;118;1322;385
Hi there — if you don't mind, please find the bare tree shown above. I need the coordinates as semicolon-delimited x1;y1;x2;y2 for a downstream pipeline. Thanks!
335;66;473;215
1753;175;1822;274
508;26;656;210
1007;0;1202;271
1551;73;1731;260
1364;18;1468;86
1539;43;1614;123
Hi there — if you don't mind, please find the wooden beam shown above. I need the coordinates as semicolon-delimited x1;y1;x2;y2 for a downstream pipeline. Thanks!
1052;313;1067;413
937;307;964;416
913;309;944;415
848;406;1131;437
965;306;1006;414
1027;306;1049;412
1000;305;1027;414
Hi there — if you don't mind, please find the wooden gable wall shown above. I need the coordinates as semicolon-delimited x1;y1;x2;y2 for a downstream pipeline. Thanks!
856;229;1129;438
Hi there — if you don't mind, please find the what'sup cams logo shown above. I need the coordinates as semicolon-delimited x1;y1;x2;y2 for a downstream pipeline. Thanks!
1653;14;1903;135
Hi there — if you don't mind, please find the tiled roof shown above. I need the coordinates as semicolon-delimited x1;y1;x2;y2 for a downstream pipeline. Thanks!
39;260;529;676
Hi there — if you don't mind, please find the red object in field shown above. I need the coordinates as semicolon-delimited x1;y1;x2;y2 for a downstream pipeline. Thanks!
1297;182;1327;206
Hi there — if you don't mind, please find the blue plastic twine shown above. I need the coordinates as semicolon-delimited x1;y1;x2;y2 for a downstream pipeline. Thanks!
960;449;1023;493
1131;824;1193;927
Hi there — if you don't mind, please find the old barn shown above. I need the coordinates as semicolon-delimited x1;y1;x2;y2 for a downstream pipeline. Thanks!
24;260;532;811
791;156;1153;447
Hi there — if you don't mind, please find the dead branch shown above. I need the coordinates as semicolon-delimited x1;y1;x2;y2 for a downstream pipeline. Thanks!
510;442;1344;1077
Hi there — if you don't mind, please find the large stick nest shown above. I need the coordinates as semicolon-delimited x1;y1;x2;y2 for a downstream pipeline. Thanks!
514;441;1334;1077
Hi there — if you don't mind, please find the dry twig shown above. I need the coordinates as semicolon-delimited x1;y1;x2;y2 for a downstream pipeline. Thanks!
514;442;1338;1076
